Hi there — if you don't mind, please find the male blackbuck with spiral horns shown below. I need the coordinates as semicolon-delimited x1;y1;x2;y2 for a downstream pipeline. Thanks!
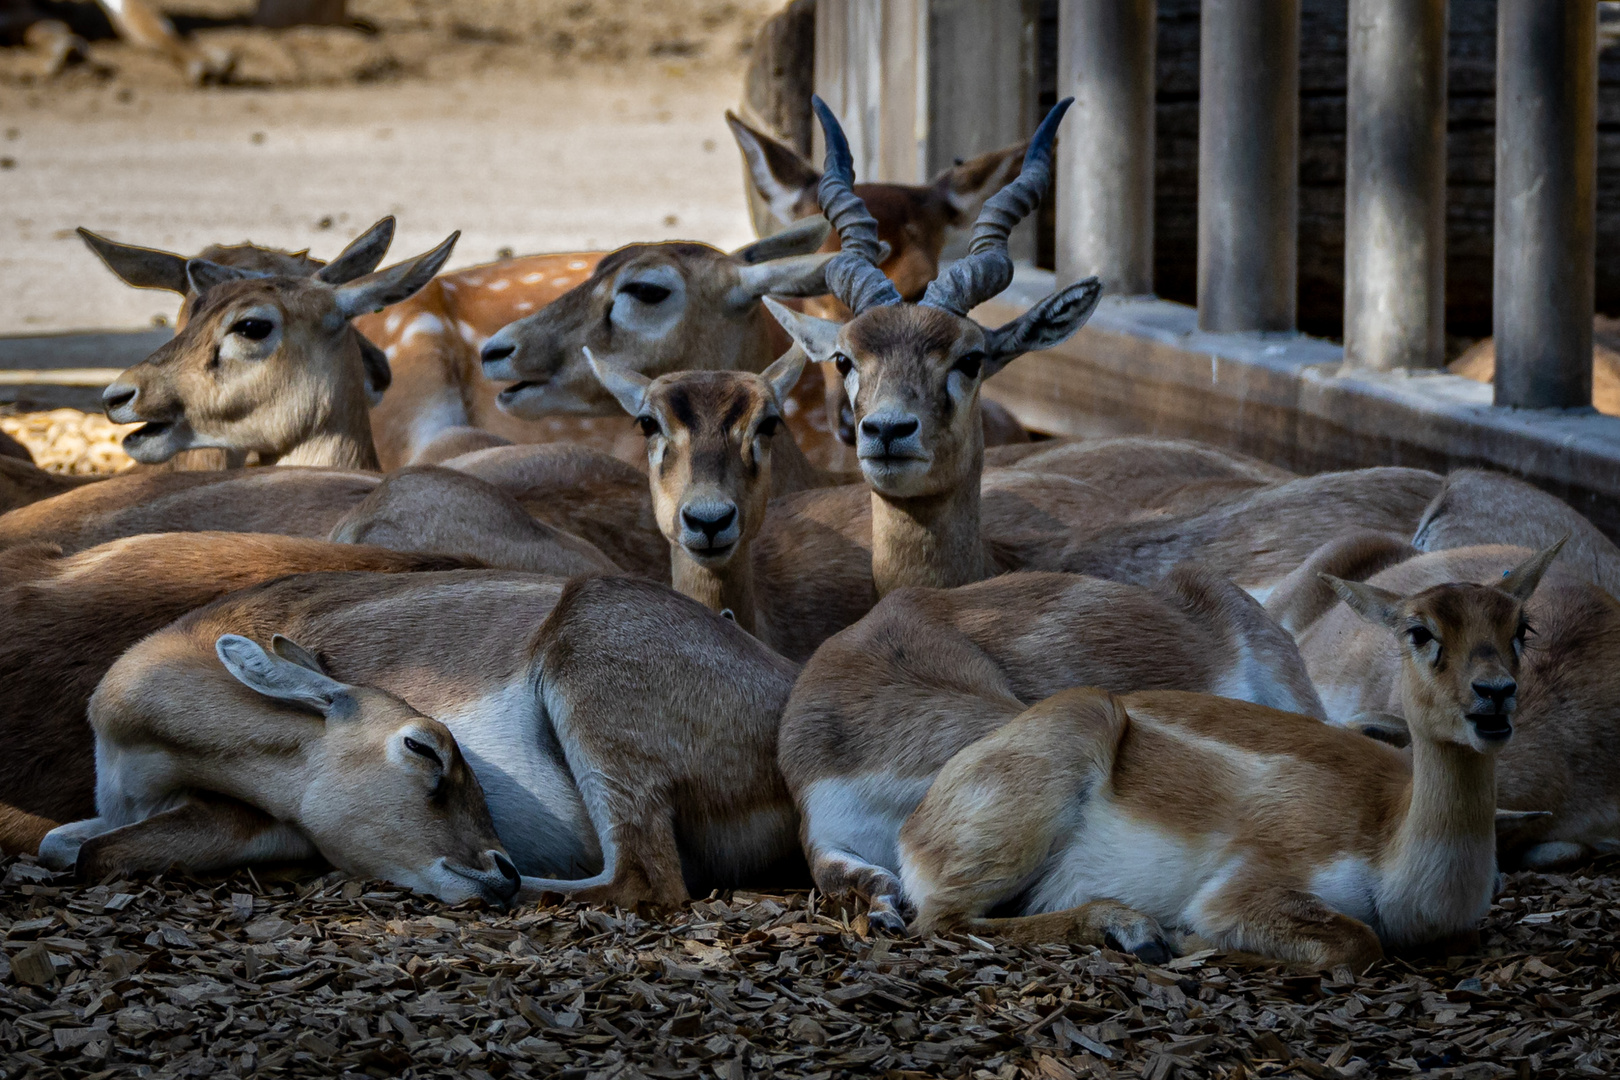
893;543;1562;967
765;96;1102;596
100;227;459;471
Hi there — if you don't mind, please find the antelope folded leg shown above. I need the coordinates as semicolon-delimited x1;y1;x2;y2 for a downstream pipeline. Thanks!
72;796;317;881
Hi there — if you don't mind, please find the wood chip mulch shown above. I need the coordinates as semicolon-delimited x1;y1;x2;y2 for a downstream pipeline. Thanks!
1;854;1617;1079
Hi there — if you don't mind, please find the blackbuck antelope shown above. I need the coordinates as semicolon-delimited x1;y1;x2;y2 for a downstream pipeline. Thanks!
0;532;471;854
726;110;1033;449
892;543;1562;966
778;566;1326;938
1281;539;1620;869
100;226;459;471
58;572;803;907
39;634;520;907
764;96;1105;597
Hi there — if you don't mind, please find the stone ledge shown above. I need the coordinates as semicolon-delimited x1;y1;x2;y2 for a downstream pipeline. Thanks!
974;267;1620;537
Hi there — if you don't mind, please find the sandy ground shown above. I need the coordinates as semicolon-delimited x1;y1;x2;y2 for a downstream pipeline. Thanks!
0;1;779;335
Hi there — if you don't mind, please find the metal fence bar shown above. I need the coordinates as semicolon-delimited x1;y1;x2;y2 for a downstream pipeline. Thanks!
1054;0;1156;295
1494;0;1597;409
1342;0;1448;371
1197;0;1299;333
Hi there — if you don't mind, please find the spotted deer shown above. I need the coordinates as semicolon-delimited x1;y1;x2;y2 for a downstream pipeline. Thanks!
1279;539;1620;870
892;543;1562;966
48;571;804;907
0;531;471;854
39;633;520;906
100;227;459;471
778;565;1328;939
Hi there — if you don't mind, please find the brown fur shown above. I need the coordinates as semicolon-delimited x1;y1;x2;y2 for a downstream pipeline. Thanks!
89;572;806;906
0;468;380;555
0;456;100;515
327;466;619;576
0;533;471;852
1295;543;1620;867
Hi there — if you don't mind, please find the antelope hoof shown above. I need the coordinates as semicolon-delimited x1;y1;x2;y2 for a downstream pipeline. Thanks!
1101;910;1173;965
36;831;82;872
866;895;909;935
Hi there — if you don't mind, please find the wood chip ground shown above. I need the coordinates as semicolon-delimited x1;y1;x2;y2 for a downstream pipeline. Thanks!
2;854;1617;1078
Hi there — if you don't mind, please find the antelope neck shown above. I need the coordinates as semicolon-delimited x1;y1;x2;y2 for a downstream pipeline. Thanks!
670;545;760;635
869;441;989;595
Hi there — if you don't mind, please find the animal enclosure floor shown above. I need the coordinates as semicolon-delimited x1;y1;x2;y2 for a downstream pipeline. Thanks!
2;854;1617;1079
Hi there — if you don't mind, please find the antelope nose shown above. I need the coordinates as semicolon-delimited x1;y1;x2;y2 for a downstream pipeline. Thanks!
490;850;520;901
480;341;515;365
682;503;737;542
1472;680;1517;711
860;415;919;444
102;383;138;417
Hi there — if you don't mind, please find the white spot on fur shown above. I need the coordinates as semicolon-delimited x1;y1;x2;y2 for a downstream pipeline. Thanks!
551;277;575;289
384;310;405;335
522;273;545;284
568;260;589;270
516;301;535;313
400;312;446;346
489;280;511;292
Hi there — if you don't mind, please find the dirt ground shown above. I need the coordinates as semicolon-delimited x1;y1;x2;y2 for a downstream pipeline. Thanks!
0;0;780;335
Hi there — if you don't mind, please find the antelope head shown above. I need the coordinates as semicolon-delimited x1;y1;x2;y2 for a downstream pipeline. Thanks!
1323;539;1565;753
215;634;520;907
100;224;457;470
765;97;1101;504
478;217;835;416
79;219;397;404
587;346;805;571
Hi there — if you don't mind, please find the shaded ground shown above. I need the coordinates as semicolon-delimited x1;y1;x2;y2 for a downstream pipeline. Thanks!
2;855;1618;1079
0;0;776;335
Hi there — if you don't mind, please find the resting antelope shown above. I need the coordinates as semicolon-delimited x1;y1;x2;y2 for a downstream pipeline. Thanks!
726;110;1032;449
48;571;803;907
1279;538;1620;869
0;532;470;853
100;227;458;471
39;634;520;907
895;543;1561;966
778;566;1327;936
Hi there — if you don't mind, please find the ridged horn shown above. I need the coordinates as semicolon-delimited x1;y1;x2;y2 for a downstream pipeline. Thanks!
810;95;902;314
921;97;1074;316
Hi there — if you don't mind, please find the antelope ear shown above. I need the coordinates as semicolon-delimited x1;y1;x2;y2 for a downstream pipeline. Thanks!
216;634;347;716
726;111;823;232
583;347;651;417
1500;536;1567;602
333;231;458;319
1321;574;1405;630
932;140;1028;226
78;228;191;294
316;216;396;284
762;346;809;405
271;634;328;675
734;252;836;302
762;297;841;364
356;334;392;405
984;277;1102;374
731;214;832;264
185;258;264;295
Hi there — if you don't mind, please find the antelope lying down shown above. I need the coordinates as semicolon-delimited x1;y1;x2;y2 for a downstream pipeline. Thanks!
41;634;520;907
896;544;1560;967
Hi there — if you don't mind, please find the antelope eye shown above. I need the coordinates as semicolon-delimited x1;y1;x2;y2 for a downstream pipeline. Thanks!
230;318;274;340
952;351;984;381
620;282;671;305
833;354;854;378
1407;626;1434;648
635;415;661;437
756;415;782;437
403;736;442;767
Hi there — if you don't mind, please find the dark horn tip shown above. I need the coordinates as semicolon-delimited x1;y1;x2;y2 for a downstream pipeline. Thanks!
811;95;853;173
1027;97;1075;161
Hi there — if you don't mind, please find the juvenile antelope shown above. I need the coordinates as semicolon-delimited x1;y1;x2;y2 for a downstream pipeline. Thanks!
1284;540;1620;869
0;531;470;853
765;97;1104;596
52;571;804;907
39;634;520;907
894;543;1561;966
101;228;458;470
778;566;1326;937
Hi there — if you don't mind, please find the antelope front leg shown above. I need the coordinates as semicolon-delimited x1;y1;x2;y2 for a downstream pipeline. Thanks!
1197;880;1384;972
805;843;909;933
71;797;317;881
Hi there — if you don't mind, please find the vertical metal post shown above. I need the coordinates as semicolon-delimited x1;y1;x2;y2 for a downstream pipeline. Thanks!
1494;0;1596;409
1055;0;1156;295
1343;0;1448;370
1197;0;1299;333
